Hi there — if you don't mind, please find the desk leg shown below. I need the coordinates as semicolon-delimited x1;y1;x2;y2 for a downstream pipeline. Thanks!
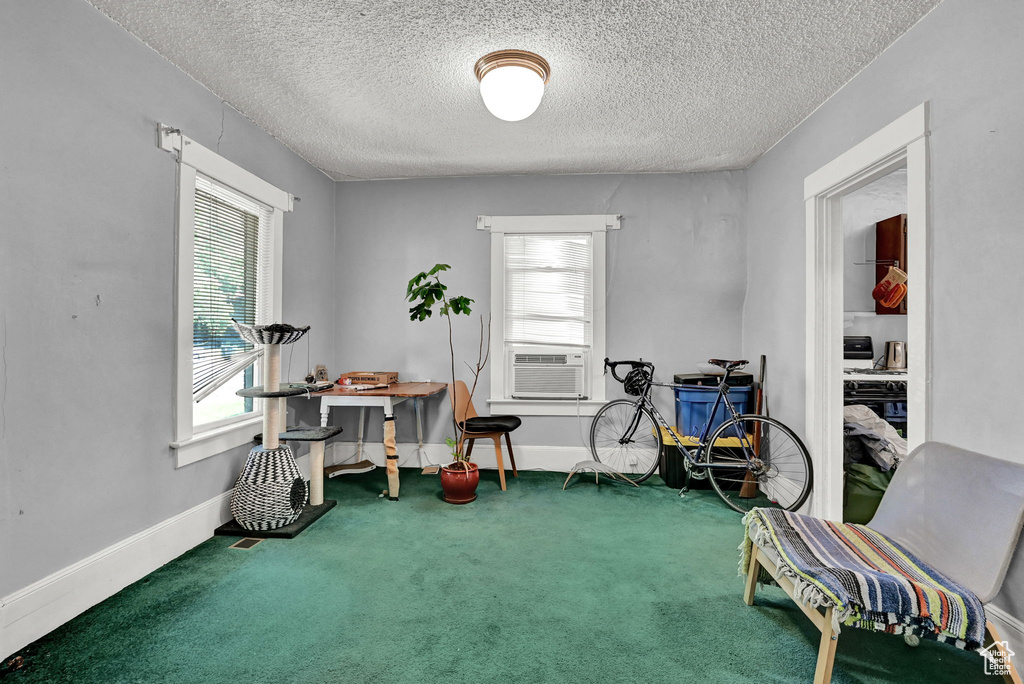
383;398;399;501
320;402;329;428
356;407;366;461
413;398;426;464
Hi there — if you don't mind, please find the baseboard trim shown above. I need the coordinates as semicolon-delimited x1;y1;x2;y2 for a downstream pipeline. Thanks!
0;490;233;660
988;603;1024;655
329;441;591;473
0;443;583;659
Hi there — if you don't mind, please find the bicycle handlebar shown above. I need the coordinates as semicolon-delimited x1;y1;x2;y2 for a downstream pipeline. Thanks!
603;358;654;383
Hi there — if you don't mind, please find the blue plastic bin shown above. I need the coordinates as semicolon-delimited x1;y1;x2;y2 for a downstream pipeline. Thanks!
674;385;753;438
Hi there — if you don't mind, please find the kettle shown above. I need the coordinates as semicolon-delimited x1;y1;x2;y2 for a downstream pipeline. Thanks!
884;341;907;370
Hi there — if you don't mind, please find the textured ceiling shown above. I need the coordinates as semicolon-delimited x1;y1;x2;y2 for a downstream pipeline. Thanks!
88;0;940;180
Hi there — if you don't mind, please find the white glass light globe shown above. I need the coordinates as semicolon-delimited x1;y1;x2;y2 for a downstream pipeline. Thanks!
478;65;545;122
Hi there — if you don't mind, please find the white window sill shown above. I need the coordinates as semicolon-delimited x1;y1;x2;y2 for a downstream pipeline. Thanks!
487;399;607;417
170;415;261;467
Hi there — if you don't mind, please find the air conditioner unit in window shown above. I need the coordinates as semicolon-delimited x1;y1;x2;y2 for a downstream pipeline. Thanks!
509;348;587;399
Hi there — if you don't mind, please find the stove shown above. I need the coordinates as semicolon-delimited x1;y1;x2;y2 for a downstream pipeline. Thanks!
843;377;907;400
843;336;907;431
842;368;907;430
843;367;907;389
842;367;907;376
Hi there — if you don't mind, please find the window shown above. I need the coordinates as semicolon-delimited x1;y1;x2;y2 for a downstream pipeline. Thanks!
190;176;270;428
160;125;293;466
480;214;618;416
504;233;592;348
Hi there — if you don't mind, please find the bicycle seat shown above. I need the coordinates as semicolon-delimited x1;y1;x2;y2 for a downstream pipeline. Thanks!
708;359;748;370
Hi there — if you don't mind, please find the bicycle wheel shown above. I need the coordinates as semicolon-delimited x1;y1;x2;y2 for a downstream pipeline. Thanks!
589;399;661;484
701;415;812;513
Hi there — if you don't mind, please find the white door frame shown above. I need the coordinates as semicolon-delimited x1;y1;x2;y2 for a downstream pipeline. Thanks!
804;103;930;521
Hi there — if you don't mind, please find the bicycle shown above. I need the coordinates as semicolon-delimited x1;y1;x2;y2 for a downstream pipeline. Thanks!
590;357;813;513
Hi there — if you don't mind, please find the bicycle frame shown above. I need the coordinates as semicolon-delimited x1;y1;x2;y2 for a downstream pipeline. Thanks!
636;370;755;472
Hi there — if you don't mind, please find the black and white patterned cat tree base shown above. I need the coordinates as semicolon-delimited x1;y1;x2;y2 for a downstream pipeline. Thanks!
231;443;307;529
215;424;344;538
215;499;336;539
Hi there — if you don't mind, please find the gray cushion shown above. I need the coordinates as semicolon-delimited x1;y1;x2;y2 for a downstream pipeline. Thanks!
869;441;1024;603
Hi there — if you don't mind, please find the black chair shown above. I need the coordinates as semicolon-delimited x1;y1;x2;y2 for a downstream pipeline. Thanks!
449;381;521;490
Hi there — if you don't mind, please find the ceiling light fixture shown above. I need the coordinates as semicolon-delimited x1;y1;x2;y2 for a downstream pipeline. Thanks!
474;50;551;122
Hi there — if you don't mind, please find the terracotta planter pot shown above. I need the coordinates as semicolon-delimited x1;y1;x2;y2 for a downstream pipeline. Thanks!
440;462;480;504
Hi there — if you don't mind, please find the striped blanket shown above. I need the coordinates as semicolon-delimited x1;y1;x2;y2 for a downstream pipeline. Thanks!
740;508;985;650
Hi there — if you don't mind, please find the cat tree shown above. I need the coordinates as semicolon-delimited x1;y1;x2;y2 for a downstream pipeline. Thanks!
225;321;340;536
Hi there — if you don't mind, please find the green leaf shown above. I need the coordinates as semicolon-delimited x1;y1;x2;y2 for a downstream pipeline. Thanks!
406;272;427;296
408;301;435;321
428;264;451;276
448;296;474;316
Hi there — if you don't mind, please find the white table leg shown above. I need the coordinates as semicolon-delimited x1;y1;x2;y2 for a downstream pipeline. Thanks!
415;397;424;450
356;406;366;460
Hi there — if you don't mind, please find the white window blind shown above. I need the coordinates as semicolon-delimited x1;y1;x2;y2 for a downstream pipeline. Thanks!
504;233;593;347
191;175;273;425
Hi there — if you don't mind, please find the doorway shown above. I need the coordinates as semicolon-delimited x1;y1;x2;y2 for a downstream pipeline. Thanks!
804;103;930;521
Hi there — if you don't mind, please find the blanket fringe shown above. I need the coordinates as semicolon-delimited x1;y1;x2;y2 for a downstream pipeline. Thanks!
741;510;849;634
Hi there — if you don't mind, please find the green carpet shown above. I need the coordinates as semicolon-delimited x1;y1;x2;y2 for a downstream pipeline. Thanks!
3;471;1000;683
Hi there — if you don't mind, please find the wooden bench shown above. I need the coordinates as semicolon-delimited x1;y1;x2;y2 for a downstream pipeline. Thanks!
743;442;1024;684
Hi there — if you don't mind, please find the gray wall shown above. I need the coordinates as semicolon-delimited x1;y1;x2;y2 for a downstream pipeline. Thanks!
333;173;747;448
742;0;1024;620
0;0;336;596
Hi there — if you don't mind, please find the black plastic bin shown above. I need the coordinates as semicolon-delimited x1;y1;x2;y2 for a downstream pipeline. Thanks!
658;427;709;489
659;440;687;488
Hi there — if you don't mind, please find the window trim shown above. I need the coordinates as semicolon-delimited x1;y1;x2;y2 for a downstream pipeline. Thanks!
478;214;619;416
160;124;292;467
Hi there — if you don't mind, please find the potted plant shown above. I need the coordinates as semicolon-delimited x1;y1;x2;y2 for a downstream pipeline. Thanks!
406;264;489;504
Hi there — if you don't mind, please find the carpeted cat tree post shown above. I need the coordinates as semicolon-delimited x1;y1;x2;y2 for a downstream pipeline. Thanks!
230;321;311;531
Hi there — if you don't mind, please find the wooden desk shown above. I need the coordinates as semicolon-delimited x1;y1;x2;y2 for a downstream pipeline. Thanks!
313;382;447;500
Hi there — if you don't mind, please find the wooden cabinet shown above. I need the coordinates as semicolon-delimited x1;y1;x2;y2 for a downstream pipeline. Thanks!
875;214;907;315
